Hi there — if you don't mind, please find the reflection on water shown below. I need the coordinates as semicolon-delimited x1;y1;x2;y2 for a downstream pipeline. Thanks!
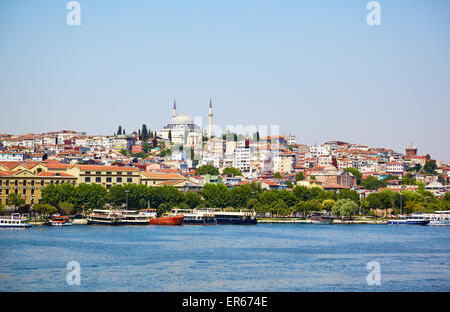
0;224;449;291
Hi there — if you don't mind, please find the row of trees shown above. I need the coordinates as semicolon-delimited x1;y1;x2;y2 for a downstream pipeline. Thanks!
5;180;449;219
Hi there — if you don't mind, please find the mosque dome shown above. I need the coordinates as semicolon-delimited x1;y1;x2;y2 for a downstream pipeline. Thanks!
163;113;200;130
171;114;194;125
323;165;338;172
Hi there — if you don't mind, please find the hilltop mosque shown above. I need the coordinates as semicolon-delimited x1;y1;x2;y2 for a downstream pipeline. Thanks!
159;100;213;147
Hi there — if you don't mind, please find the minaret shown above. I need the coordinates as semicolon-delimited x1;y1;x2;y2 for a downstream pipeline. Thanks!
172;100;177;118
208;99;213;138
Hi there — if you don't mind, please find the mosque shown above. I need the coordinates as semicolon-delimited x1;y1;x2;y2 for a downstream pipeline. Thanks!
159;100;213;147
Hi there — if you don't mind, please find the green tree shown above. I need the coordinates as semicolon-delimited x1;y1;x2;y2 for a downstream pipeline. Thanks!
344;167;362;184
423;161;437;174
74;184;108;210
201;184;231;208
184;191;201;209
230;185;253;208
168;130;172;142
119;149;128;156
143;142;150;153
58;202;75;216
337;188;360;204
7;193;25;208
322;199;335;211
293;185;310;201
332;199;358;219
33;204;58;219
141;124;149;141
117;125;122;135
273;172;283;179
222;167;243;177
195;164;219;176
361;176;387;190
295;172;305;181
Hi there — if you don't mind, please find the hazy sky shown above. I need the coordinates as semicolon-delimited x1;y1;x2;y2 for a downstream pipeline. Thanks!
1;0;449;162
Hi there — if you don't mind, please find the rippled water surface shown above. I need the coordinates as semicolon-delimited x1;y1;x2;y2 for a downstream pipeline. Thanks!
1;224;449;291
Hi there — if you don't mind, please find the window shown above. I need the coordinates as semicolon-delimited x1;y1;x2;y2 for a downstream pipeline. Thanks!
96;171;101;175
127;172;132;176
85;171;91;175
106;172;112;175
85;177;91;182
106;177;112;183
117;177;122;183
95;177;101;183
127;178;132;183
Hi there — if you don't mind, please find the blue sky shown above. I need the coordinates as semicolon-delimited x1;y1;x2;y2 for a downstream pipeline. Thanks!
1;0;449;162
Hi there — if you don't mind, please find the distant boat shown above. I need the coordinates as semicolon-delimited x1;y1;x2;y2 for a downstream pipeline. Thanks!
87;209;123;225
149;214;184;225
120;210;151;225
387;215;429;225
214;211;257;225
0;213;32;228
310;213;335;225
418;211;450;226
173;209;216;225
48;214;72;226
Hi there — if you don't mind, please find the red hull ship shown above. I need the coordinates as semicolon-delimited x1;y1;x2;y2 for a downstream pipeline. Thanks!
149;214;184;225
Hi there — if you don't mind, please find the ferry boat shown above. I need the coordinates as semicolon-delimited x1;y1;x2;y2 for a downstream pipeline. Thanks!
48;214;72;226
120;210;151;225
214;211;257;225
387;215;430;225
174;209;216;225
87;209;123;225
419;211;450;226
0;213;32;228
309;213;335;225
149;214;184;225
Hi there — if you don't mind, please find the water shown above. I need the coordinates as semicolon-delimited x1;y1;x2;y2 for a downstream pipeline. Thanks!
0;224;449;292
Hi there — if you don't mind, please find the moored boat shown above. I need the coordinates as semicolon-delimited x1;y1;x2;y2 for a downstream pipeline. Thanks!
387;215;430;225
120;210;151;225
419;211;450;226
214;210;257;225
310;213;335;225
48;214;72;226
0;213;32;228
149;214;184;225
87;209;123;225
174;209;216;225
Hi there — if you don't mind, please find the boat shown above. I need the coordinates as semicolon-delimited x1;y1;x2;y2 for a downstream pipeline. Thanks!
149;214;184;225
387;215;430;225
173;209;216;225
87;209;123;225
309;213;335;225
48;214;72;226
120;210;151;225
419;211;450;226
0;213;32;228
214;210;257;225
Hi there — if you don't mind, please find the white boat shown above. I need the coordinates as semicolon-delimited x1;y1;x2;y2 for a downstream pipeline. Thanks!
418;211;450;226
387;215;429;225
87;209;123;225
120;210;151;225
0;213;32;228
173;208;216;225
309;213;335;225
